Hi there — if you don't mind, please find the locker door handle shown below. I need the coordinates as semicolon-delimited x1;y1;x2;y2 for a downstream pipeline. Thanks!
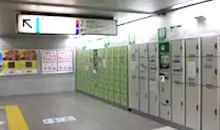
189;54;196;57
181;102;184;107
215;69;218;75
215;43;217;49
196;105;199;111
206;54;213;57
214;109;218;116
206;84;215;89
145;93;148;98
174;80;181;84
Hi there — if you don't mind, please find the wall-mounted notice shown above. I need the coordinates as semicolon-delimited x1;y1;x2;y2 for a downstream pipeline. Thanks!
20;50;38;74
41;50;57;73
2;49;22;75
57;50;73;72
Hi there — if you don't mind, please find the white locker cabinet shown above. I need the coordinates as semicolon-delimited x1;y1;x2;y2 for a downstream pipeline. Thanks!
139;44;149;113
185;38;200;130
129;44;140;110
171;40;185;125
202;36;218;130
148;43;159;116
159;42;172;121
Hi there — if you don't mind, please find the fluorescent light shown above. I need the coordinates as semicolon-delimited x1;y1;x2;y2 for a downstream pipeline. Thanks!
172;0;205;9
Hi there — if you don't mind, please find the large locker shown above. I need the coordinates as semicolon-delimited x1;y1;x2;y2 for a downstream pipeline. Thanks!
185;38;200;130
202;36;218;130
148;43;159;116
171;40;185;125
139;43;149;113
129;44;139;110
159;42;172;120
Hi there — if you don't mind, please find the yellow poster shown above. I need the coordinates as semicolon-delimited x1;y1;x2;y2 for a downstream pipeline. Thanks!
2;49;21;75
19;50;38;74
1;49;38;76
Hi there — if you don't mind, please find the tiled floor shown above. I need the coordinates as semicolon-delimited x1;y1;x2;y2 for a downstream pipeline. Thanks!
0;92;165;130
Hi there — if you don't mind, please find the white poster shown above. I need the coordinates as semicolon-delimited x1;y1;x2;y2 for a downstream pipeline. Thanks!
41;50;57;73
57;50;73;72
187;60;196;78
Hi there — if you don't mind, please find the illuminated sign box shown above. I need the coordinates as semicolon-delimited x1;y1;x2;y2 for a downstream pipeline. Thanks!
17;14;117;35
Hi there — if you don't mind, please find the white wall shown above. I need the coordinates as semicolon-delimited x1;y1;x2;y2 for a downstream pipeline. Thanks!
79;0;220;49
0;35;76;96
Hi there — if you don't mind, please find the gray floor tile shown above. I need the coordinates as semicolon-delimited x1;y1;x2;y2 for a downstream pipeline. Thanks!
0;92;164;130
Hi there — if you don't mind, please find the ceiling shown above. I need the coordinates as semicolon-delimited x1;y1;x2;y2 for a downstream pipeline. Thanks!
0;0;211;20
0;0;212;36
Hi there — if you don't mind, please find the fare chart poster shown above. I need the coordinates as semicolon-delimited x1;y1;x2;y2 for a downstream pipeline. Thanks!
0;49;38;75
58;50;73;72
41;50;57;73
41;50;73;73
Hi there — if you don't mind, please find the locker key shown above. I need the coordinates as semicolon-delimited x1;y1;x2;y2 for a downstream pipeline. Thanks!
214;109;218;116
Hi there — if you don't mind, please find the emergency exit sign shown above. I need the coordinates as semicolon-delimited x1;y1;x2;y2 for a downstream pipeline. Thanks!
17;14;117;35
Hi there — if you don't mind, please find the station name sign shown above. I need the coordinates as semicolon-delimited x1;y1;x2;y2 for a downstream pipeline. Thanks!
17;14;117;35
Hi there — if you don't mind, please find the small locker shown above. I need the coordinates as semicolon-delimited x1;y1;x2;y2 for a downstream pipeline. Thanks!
185;38;200;130
129;44;140;110
202;36;218;130
139;43;149;113
148;43;159;116
159;41;172;121
171;40;185;125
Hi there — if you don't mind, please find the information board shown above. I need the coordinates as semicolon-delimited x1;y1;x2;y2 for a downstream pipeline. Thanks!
17;14;117;35
41;50;57;73
58;50;73;72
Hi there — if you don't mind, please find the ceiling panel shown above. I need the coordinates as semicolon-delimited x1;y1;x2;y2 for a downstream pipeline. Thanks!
0;0;210;13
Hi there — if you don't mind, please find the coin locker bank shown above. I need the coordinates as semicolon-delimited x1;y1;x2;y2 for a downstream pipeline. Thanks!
76;36;220;130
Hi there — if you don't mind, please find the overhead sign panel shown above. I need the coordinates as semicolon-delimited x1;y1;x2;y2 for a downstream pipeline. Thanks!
17;14;117;35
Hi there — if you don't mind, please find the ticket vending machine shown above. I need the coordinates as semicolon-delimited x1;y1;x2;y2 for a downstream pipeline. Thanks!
171;40;185;125
139;43;149;114
159;41;172;121
148;43;159;116
202;36;219;130
185;38;201;130
129;44;140;110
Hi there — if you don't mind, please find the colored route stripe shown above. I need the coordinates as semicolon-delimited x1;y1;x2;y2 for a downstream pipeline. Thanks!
36;18;40;34
5;105;29;130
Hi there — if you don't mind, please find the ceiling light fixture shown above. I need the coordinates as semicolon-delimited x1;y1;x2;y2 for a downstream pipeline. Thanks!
172;0;206;10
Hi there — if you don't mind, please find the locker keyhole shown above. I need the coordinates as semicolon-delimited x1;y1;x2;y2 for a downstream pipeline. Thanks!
180;46;182;51
196;68;199;74
181;102;183;107
166;100;169;104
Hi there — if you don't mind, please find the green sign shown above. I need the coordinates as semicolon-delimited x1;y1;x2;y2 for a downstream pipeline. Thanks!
158;27;167;42
129;33;136;44
104;37;110;48
82;44;86;51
